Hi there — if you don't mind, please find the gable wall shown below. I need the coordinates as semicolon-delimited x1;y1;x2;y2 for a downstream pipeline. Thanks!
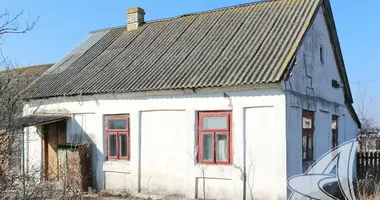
283;6;358;182
285;7;345;104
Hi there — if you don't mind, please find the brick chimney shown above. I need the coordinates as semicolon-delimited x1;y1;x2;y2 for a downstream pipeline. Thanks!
127;7;145;31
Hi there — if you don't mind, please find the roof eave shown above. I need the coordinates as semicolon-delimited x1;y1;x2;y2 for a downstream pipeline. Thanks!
23;82;282;101
322;0;353;104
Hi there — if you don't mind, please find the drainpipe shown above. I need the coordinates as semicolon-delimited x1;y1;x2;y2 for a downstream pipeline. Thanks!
26;127;29;174
224;92;246;200
243;117;247;200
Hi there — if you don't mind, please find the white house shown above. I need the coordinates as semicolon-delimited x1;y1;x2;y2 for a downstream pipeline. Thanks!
20;0;360;199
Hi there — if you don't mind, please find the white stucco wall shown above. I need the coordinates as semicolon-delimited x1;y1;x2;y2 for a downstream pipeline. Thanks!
23;125;43;176
284;7;359;182
23;87;287;200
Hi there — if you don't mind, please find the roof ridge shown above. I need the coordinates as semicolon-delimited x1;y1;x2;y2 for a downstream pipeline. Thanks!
175;0;275;17
19;63;55;69
0;63;54;73
90;0;278;34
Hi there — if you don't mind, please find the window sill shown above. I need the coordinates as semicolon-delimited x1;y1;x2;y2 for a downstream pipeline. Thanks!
103;160;131;173
198;162;232;166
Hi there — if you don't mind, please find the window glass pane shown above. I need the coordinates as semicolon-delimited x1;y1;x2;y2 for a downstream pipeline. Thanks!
203;134;213;161
109;135;117;157
332;119;337;129
302;135;307;160
303;117;313;128
203;116;228;129
119;134;128;157
109;119;127;129
216;134;228;161
307;135;313;160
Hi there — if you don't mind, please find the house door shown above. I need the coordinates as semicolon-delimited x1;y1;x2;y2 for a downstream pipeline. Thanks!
43;121;66;181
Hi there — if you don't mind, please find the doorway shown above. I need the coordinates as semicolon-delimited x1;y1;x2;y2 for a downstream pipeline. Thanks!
42;120;67;181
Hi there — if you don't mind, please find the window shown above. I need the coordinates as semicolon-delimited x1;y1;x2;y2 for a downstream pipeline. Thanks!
198;111;232;164
302;111;314;162
320;46;324;64
106;115;130;160
332;115;338;148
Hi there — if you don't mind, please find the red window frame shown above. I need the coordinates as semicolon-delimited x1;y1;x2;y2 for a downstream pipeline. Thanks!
332;115;338;149
105;115;130;160
302;110;314;162
198;111;232;165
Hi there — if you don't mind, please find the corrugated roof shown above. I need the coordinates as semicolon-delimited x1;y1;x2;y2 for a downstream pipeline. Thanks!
22;0;321;99
0;63;53;95
0;64;53;123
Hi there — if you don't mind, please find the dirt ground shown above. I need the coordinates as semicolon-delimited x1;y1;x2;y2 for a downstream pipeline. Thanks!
83;193;190;200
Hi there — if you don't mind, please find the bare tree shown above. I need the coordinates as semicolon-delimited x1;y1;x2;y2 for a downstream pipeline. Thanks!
355;83;380;135
354;83;380;153
0;7;83;200
0;9;38;42
359;118;380;136
357;83;371;120
0;7;36;198
187;135;208;199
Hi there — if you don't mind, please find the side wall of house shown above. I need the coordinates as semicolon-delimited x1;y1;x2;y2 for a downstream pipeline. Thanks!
24;88;287;200
284;7;359;181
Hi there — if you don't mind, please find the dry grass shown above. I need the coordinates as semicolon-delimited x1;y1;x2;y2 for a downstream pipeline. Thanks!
361;194;380;200
358;172;380;200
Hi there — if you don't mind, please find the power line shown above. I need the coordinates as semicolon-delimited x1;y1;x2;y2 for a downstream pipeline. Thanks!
350;78;380;85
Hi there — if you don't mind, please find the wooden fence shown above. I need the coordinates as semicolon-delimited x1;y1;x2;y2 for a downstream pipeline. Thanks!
357;151;380;180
